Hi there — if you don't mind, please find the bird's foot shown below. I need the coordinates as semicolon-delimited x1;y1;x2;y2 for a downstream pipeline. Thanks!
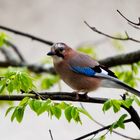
72;91;80;100
83;92;89;99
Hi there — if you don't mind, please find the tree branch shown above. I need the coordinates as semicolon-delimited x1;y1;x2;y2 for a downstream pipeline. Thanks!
5;40;26;62
80;103;138;140
0;46;20;63
0;49;140;75
74;119;132;140
122;105;140;130
84;21;140;43
99;50;140;67
0;25;140;70
0;61;56;74
0;92;140;130
117;10;140;26
0;25;54;46
0;92;108;103
49;129;54;140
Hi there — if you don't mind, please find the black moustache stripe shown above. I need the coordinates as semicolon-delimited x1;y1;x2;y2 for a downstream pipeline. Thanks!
56;52;64;58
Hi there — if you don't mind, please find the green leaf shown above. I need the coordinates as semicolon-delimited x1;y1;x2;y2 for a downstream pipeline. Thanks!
10;106;25;123
19;97;30;106
7;81;14;93
134;96;140;106
103;99;122;113
78;107;93;121
0;67;35;94
116;114;127;129
29;99;42;113
114;66;138;88
57;101;69;110
110;114;127;133
0;84;6;93
51;106;61;119
13;74;21;92
100;135;106;140
0;78;6;93
77;45;97;58
0;32;8;47
111;100;121;113
11;108;18;122
41;75;60;90
37;99;51;115
16;107;25;123
71;107;79;120
112;39;124;51
20;73;34;92
102;100;111;112
64;106;72;122
5;106;15;117
122;98;134;108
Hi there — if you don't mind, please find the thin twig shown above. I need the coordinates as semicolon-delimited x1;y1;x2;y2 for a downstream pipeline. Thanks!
117;10;140;26
92;119;138;140
74;119;132;140
128;23;140;30
28;90;46;100
0;49;140;74
0;93;108;103
49;129;54;140
80;103;137;140
0;61;56;74
0;47;12;61
123;105;140;129
99;50;140;67
0;92;140;130
0;47;19;63
0;25;54;46
84;21;140;43
0;92;139;139
5;40;26;62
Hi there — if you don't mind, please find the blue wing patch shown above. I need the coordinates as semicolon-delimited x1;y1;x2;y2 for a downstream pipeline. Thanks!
70;66;96;76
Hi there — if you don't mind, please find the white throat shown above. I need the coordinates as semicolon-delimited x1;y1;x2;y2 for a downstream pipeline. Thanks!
53;56;63;64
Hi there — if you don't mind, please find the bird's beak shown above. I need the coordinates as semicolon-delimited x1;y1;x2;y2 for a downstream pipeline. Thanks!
47;51;55;56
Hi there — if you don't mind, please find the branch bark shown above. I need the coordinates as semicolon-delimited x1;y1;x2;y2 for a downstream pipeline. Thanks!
84;21;140;43
80;103;138;140
117;10;140;26
0;92;108;103
0;61;56;74
74;119;132;140
0;49;140;75
0;25;54;46
99;50;140;67
5;40;26;62
0;92;140;130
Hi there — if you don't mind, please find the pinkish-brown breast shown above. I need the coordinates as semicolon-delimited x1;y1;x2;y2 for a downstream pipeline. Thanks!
54;61;102;92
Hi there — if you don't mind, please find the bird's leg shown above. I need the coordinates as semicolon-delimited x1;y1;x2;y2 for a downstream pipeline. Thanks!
83;92;89;99
72;91;80;100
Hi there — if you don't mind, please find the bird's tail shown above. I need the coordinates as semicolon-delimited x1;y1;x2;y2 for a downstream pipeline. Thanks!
113;79;140;97
96;73;140;97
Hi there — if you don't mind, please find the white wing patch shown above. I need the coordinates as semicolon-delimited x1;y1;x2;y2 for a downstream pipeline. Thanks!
100;68;108;75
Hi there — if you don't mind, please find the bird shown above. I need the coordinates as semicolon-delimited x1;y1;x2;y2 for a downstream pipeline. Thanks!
47;42;140;97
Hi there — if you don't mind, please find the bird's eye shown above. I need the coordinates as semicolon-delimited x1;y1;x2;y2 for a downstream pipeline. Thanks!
59;47;64;52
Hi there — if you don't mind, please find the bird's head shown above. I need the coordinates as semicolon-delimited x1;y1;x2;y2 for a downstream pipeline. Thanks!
47;42;73;63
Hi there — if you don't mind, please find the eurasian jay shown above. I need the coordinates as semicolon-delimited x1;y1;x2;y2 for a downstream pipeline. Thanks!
47;42;140;97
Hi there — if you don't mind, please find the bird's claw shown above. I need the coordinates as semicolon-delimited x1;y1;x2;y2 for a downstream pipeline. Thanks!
72;91;80;100
83;92;89;99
